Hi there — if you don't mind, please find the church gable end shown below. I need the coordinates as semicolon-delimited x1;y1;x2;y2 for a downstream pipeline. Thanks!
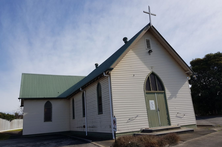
110;29;195;133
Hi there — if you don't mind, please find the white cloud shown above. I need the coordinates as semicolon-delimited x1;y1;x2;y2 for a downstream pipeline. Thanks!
0;0;222;113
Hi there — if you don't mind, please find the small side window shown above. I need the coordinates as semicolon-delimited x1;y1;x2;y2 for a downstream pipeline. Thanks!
44;101;52;122
82;92;85;117
146;39;151;49
97;83;103;114
72;99;75;119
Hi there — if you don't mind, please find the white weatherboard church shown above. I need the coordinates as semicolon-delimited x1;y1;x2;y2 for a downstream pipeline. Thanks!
19;10;196;139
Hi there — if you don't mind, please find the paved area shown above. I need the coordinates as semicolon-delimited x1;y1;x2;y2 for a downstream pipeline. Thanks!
174;130;222;147
0;116;221;147
196;116;222;127
93;116;222;147
0;135;97;147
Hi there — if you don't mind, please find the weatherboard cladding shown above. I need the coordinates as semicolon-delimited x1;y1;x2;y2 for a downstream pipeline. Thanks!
111;31;195;133
19;73;85;98
66;24;149;96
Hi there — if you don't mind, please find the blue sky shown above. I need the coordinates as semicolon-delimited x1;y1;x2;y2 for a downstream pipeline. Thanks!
0;0;222;113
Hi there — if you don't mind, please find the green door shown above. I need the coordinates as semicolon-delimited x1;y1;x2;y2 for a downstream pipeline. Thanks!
156;93;170;126
145;73;170;128
146;93;159;128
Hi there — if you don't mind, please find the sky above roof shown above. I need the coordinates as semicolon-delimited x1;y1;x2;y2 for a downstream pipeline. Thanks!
0;0;222;113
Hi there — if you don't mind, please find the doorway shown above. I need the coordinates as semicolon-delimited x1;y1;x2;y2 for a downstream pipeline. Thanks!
144;72;170;128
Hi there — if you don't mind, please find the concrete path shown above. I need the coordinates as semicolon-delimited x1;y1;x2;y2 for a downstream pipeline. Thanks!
174;130;222;147
173;116;222;147
196;116;222;127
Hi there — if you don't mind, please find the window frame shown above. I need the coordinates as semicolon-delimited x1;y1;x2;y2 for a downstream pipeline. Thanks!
82;92;85;117
145;38;152;50
44;101;52;122
145;73;165;93
72;98;75;119
97;82;103;115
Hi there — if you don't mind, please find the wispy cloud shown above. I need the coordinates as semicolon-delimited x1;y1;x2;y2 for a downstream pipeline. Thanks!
0;0;222;113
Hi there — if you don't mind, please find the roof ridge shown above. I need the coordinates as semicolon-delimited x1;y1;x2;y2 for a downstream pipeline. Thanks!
22;73;85;77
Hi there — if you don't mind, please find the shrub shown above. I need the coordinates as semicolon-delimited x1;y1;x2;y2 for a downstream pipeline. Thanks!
161;133;180;145
125;141;144;147
112;133;180;147
113;136;135;147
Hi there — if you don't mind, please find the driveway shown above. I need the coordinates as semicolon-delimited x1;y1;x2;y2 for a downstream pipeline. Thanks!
0;135;97;147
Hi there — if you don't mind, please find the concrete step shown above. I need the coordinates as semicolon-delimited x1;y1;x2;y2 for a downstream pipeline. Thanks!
135;127;194;136
141;125;181;133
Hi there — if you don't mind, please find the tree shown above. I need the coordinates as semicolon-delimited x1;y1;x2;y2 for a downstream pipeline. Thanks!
14;107;23;119
189;52;222;115
0;112;16;121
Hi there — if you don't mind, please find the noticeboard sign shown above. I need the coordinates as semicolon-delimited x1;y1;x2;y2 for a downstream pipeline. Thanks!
149;100;155;110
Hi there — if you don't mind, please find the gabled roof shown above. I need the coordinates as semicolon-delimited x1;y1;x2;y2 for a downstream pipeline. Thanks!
66;24;151;98
19;73;85;99
67;24;193;98
19;23;193;100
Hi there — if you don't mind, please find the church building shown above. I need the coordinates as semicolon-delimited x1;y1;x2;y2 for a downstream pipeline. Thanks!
19;22;196;139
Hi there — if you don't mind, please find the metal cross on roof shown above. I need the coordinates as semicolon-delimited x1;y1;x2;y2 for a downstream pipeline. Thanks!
143;6;156;26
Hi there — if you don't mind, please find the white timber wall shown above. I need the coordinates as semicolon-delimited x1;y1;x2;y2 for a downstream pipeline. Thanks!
70;76;112;133
111;30;196;133
23;99;70;135
0;118;23;132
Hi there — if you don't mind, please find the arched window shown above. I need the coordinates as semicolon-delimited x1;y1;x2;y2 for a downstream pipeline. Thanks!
82;92;85;117
146;73;164;92
44;101;52;122
97;83;103;114
72;99;75;119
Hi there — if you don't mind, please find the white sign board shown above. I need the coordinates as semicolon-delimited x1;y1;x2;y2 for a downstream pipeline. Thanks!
149;100;155;110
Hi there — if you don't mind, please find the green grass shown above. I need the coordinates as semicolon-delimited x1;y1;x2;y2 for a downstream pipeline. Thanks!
0;129;23;140
3;129;22;133
0;134;10;140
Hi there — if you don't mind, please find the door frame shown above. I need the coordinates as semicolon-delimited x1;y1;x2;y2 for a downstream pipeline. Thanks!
144;72;171;128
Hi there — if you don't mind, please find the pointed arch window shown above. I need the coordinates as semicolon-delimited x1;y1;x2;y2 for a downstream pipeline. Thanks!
72;99;75;119
146;73;164;92
82;92;85;117
44;101;52;122
97;83;103;114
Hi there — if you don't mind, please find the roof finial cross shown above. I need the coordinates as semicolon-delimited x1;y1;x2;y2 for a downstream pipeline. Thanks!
143;6;156;26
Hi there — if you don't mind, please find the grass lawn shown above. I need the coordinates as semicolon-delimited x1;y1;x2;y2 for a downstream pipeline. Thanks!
3;129;23;133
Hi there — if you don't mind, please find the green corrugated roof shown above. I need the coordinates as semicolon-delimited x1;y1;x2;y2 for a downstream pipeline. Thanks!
19;73;85;99
66;24;149;97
